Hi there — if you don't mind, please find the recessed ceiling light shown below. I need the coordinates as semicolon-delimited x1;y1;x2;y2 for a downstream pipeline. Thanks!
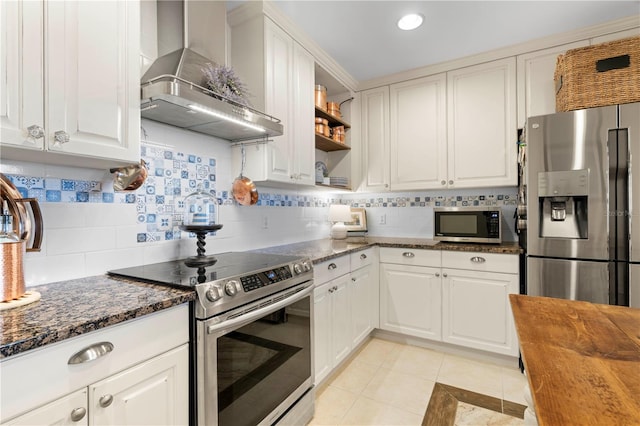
397;13;424;31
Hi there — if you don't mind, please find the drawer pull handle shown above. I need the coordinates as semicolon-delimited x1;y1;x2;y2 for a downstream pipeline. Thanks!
328;263;337;270
360;253;367;260
402;252;415;258
470;256;486;263
70;407;86;422
99;394;114;408
68;342;114;365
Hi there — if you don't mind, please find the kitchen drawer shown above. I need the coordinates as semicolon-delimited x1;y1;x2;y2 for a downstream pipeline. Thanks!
442;251;518;274
351;248;375;270
315;255;351;284
380;247;441;267
0;304;189;422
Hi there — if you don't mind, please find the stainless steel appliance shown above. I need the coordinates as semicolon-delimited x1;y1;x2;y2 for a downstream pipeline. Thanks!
108;252;314;425
433;206;502;244
526;103;640;306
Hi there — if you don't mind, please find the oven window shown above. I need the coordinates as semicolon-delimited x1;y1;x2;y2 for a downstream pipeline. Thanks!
216;296;311;426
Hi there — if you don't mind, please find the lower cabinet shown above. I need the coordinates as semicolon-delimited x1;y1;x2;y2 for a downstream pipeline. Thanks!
314;273;351;385
6;345;188;426
1;305;189;425
4;389;89;426
442;269;519;356
380;263;442;340
350;263;375;347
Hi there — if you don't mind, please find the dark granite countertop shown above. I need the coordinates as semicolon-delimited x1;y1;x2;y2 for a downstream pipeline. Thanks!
252;237;522;263
0;276;195;359
1;237;520;360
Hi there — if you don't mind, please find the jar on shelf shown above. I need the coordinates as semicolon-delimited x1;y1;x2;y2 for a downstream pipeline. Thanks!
327;102;341;118
332;125;345;143
314;85;327;111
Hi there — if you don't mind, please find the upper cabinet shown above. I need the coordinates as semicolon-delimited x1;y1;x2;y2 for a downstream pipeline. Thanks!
361;58;517;191
390;74;447;191
1;0;140;169
447;58;517;189
230;12;314;186
516;41;589;128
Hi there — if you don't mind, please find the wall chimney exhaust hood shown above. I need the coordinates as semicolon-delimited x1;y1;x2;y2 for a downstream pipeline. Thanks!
140;1;283;142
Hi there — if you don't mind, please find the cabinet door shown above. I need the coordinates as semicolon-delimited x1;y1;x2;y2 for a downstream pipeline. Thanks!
90;345;189;426
0;0;44;149
292;42;315;185
350;264;373;347
4;389;88;426
442;269;519;356
331;274;351;367
361;86;390;191
264;19;293;183
390;74;447;190
516;41;589;127
45;1;139;164
313;282;333;385
380;263;442;340
447;58;517;188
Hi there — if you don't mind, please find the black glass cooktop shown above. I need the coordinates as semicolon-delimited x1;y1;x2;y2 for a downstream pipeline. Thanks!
107;252;303;288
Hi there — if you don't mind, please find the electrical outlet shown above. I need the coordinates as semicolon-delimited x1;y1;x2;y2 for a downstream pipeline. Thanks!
262;216;268;229
379;214;386;225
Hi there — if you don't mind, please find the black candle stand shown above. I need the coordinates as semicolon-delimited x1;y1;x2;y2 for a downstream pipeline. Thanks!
179;224;223;268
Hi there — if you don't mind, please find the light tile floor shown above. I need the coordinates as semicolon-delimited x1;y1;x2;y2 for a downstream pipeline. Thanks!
309;337;528;426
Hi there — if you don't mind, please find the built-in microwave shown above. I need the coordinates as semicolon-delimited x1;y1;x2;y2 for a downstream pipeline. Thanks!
434;206;502;243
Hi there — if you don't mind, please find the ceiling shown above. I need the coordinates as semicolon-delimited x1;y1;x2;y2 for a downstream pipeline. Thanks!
228;1;640;83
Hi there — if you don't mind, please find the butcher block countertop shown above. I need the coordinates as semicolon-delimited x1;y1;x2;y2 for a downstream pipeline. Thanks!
509;294;640;426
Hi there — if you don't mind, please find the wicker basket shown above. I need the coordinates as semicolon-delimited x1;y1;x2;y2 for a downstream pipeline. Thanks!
555;36;640;112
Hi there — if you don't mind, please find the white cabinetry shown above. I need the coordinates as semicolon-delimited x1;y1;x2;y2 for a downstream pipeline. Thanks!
379;248;442;340
516;41;589;127
350;248;378;347
1;305;189;425
389;74;447;190
441;252;519;356
360;87;390;191
230;14;314;186
0;0;140;168
447;58;517;188
591;28;640;44
313;256;351;385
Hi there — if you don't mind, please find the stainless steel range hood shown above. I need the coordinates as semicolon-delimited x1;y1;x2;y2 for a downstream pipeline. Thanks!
140;1;283;142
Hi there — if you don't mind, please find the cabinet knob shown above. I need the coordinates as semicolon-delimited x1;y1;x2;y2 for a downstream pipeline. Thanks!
26;124;44;142
53;130;70;146
352;277;356;282
360;253;367;260
435;272;440;277
385;184;389;188
70;407;87;422
68;341;114;364
402;252;415;258
99;394;114;408
443;273;448;278
333;285;338;291
448;180;454;185
441;180;446;185
328;287;334;293
470;256;486;263
328;263;337;270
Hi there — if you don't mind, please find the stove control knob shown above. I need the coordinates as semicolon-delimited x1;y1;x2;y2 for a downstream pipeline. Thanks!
225;280;241;296
206;285;223;302
293;263;303;274
302;260;312;272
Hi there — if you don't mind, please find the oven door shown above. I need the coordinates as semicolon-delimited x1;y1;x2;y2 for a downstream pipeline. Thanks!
197;283;314;426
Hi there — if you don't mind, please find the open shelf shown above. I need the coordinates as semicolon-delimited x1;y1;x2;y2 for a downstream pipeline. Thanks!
315;107;351;129
315;133;351;152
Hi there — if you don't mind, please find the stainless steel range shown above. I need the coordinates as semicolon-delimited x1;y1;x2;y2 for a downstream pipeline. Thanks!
109;252;315;426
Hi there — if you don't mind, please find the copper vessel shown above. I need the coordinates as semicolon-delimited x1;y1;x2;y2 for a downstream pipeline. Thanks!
0;173;43;301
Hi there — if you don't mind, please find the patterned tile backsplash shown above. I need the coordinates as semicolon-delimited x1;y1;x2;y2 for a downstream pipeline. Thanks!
5;143;516;244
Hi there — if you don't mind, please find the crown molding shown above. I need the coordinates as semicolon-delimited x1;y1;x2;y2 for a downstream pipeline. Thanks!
358;15;640;91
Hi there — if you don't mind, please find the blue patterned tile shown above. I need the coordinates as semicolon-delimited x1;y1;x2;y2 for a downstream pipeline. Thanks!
102;193;114;203
76;192;89;202
46;190;61;202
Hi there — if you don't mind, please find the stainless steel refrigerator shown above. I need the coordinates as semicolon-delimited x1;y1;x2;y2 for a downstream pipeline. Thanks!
526;102;639;307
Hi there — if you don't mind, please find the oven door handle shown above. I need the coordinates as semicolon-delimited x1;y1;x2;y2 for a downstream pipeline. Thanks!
206;283;313;335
